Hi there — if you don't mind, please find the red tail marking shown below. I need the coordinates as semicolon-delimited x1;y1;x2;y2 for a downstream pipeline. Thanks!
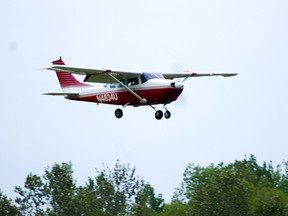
53;57;90;88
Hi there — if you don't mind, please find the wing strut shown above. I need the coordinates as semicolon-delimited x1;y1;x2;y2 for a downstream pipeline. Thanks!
107;73;147;104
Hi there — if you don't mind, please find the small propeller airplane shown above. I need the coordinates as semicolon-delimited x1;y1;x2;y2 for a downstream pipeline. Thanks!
43;57;237;120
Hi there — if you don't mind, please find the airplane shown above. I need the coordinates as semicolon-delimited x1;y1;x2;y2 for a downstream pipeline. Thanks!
43;57;237;120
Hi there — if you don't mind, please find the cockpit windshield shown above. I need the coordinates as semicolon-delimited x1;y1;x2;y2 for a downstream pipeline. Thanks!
140;72;164;83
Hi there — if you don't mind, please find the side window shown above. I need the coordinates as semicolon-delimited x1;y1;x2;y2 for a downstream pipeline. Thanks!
127;77;139;86
110;79;125;88
116;79;125;88
110;83;117;88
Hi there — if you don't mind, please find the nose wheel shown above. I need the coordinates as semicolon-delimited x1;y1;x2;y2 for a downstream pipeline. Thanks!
153;105;171;120
164;110;171;119
155;110;163;120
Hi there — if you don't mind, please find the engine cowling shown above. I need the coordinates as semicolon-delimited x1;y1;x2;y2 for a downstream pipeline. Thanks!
170;82;184;89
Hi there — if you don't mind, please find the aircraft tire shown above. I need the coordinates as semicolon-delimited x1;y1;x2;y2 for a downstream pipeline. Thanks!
155;110;163;120
115;109;123;118
164;110;171;119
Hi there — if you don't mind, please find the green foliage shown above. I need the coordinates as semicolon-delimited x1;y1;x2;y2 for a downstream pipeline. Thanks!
177;155;288;216
44;162;76;215
12;161;163;216
251;187;288;216
132;183;165;216
159;199;189;216
0;191;20;216
15;173;46;215
92;161;148;215
2;155;288;215
181;163;249;215
14;163;77;215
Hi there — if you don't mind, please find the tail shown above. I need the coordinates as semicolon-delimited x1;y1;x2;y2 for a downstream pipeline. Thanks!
52;57;91;89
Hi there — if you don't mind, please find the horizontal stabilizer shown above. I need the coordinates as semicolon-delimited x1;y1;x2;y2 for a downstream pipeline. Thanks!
43;93;79;97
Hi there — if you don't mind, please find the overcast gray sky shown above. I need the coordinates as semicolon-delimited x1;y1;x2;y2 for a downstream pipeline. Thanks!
1;0;288;201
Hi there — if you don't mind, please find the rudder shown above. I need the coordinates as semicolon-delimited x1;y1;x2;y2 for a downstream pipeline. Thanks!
53;57;90;89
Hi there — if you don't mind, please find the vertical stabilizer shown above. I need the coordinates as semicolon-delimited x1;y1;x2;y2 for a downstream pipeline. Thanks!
53;57;90;89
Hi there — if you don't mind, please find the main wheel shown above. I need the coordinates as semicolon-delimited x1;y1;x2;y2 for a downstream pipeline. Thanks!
164;110;171;119
115;109;123;118
155;110;163;120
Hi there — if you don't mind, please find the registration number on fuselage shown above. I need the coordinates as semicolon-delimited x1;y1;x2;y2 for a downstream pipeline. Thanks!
96;93;118;102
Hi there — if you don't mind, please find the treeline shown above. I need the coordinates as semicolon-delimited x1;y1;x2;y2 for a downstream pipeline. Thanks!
1;155;288;216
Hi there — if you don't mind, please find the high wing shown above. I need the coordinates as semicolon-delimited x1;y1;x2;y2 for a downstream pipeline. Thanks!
45;65;142;83
44;65;237;83
162;72;238;79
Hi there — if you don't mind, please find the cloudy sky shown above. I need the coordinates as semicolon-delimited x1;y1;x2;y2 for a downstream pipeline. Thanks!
1;0;288;200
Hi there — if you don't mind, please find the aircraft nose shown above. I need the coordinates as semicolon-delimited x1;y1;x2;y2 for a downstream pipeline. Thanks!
170;82;184;89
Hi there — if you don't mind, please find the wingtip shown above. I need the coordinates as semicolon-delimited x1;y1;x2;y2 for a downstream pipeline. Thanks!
223;73;238;77
38;65;54;71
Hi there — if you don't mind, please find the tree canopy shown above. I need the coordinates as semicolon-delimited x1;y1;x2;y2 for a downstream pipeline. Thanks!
1;155;288;216
172;155;288;216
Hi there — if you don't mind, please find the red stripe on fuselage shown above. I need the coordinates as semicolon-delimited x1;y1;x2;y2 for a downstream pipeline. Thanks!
68;87;183;106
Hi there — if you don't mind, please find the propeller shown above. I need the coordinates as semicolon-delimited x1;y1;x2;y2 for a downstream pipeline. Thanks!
170;63;188;107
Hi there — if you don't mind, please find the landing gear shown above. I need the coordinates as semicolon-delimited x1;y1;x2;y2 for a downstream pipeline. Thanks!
115;108;123;119
152;105;171;120
114;104;171;120
163;105;171;119
164;110;171;119
155;110;163;120
114;103;130;119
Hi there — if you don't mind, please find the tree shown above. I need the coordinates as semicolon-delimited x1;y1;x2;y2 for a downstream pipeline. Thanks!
181;163;250;216
13;161;163;216
7;155;288;215
132;183;165;216
251;187;288;216
0;191;20;216
158;199;189;216
15;173;47;215
14;162;77;215
177;155;288;216
92;161;146;215
44;162;76;215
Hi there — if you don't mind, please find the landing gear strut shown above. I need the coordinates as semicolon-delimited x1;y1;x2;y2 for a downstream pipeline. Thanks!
152;105;171;120
114;103;130;119
163;105;171;119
